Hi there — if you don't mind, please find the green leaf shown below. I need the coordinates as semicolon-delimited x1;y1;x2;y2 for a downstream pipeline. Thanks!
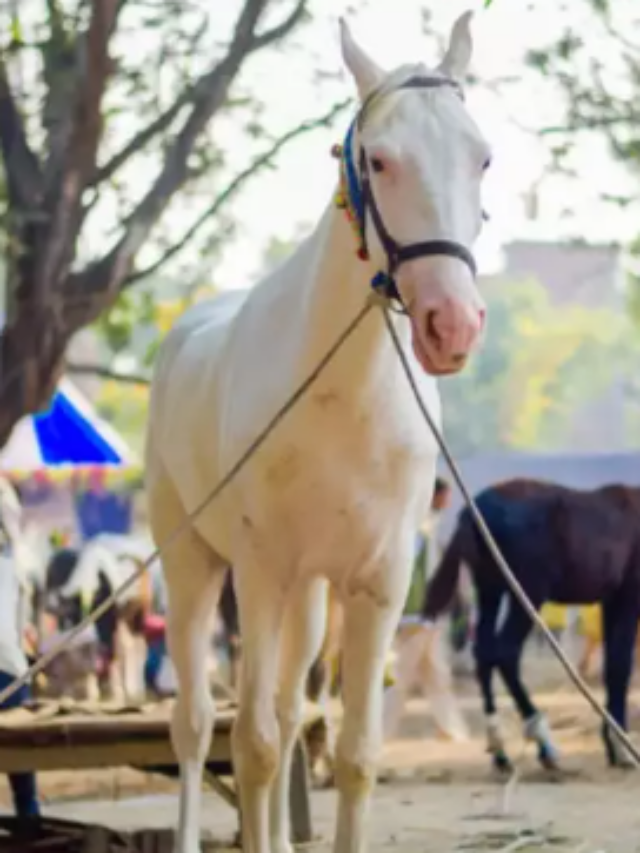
10;14;22;44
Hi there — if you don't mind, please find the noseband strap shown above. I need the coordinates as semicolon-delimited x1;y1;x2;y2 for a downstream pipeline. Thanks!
336;74;478;304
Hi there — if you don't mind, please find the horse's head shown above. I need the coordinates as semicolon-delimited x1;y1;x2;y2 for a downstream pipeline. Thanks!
339;13;488;376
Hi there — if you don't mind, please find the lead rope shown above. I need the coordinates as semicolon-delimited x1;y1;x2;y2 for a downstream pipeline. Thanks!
378;298;640;768
0;299;375;709
2;293;638;770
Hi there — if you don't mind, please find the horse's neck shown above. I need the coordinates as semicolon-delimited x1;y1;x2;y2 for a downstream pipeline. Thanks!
289;202;410;390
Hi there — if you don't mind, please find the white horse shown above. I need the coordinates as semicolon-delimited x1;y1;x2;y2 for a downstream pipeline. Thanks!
146;13;489;853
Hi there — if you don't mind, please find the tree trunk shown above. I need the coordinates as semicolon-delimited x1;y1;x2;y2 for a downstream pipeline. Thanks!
0;304;69;446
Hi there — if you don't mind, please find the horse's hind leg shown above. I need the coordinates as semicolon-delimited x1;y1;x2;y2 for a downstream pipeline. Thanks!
306;590;340;788
474;587;511;772
495;593;559;770
148;468;226;853
270;577;328;853
602;593;638;768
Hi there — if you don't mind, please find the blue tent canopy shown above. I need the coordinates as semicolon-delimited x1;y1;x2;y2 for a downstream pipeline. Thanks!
0;378;136;472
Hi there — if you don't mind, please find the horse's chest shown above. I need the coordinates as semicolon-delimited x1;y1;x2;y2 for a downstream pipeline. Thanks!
234;401;435;567
191;366;439;567
258;403;430;505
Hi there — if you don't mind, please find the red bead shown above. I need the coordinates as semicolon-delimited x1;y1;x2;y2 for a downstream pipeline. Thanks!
357;246;368;261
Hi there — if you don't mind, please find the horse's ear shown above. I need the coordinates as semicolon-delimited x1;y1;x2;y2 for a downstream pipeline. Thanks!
437;11;474;82
339;18;384;101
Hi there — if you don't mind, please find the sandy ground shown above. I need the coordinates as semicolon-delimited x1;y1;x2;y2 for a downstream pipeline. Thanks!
2;646;640;851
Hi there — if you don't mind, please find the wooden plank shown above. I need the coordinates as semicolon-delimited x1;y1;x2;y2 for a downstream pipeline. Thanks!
0;702;322;751
0;735;232;774
0;700;319;847
80;825;111;853
0;708;239;748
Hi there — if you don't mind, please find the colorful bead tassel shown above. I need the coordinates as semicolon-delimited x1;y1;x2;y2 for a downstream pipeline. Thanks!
332;139;368;262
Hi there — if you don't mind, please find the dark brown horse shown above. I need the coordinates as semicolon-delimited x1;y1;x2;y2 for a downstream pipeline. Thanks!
422;478;640;771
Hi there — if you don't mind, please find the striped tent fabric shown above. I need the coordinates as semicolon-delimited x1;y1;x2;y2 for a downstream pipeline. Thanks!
0;378;135;473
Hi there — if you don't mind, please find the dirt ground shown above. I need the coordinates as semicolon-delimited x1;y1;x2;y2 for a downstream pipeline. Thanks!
2;646;640;852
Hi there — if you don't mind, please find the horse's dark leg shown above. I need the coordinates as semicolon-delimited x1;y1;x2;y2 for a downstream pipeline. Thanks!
474;586;511;772
92;573;118;699
495;593;560;770
601;594;638;768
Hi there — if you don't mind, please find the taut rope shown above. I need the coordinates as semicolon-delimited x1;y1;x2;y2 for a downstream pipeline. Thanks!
2;292;638;768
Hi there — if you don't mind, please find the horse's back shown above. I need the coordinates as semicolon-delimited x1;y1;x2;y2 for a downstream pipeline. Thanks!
473;478;639;601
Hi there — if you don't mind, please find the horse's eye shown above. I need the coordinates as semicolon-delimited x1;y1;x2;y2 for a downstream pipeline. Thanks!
482;157;492;172
370;157;385;174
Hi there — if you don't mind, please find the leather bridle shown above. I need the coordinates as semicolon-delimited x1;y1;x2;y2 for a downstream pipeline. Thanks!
337;74;479;303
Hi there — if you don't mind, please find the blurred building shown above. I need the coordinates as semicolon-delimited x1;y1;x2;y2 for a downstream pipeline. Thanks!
483;239;627;452
499;240;624;311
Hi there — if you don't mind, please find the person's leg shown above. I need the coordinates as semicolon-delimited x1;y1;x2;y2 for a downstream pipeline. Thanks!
9;772;39;817
0;671;40;817
144;640;162;693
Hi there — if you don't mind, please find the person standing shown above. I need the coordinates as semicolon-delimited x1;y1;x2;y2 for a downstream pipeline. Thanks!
403;477;452;615
0;478;40;818
384;478;469;742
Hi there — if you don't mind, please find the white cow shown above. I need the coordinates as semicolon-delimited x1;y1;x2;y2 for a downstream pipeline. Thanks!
146;13;488;853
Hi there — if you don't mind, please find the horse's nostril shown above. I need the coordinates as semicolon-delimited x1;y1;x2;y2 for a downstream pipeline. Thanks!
426;310;441;347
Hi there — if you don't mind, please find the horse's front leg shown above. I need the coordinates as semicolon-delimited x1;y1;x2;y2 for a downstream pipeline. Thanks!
232;563;286;853
333;558;410;853
474;589;511;773
496;593;560;772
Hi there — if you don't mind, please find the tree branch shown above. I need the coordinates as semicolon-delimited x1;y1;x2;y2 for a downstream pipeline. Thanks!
249;0;308;52
539;114;640;136
66;360;151;385
0;59;43;209
63;0;281;326
125;96;350;287
35;0;121;301
602;14;640;55
91;89;192;186
41;0;79;185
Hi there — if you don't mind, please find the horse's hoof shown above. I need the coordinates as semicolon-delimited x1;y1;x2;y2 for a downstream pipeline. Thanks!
537;741;561;772
611;759;635;771
492;750;513;774
607;749;636;770
603;725;637;769
539;753;561;772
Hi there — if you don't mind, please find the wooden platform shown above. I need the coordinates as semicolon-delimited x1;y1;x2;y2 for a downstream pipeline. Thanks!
0;698;320;844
